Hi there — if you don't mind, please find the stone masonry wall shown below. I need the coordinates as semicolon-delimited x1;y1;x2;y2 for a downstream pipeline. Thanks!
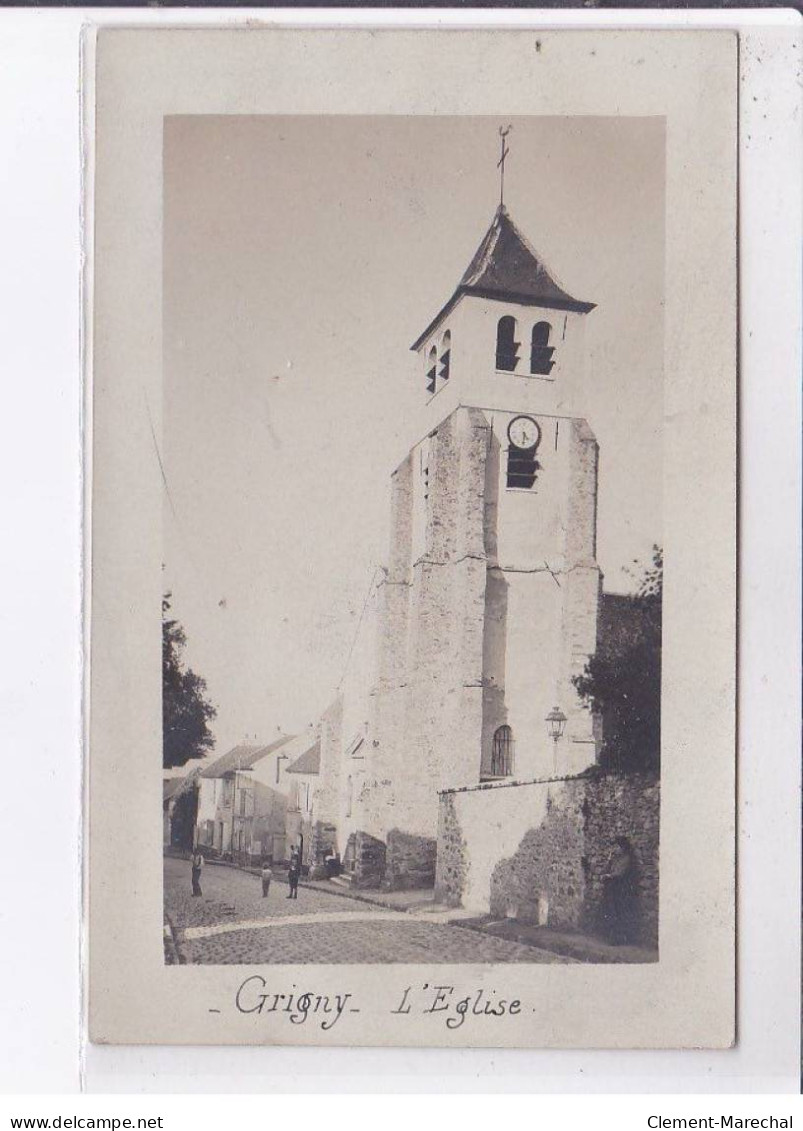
580;774;660;947
351;830;387;889
357;407;491;889
436;772;659;948
558;419;601;764
435;792;469;907
383;829;438;891
489;785;587;928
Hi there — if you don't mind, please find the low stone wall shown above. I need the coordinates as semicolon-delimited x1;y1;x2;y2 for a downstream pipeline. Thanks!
435;794;469;907
351;830;387;889
343;828;438;890
580;774;660;947
436;779;551;911
435;772;659;948
489;785;587;929
383;829;437;891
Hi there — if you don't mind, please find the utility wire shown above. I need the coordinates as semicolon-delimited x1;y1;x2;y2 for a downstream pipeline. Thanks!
336;565;381;692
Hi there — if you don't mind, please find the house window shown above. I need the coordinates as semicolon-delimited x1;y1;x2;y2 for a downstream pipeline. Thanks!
438;330;451;383
530;321;555;376
496;316;519;372
239;788;246;816
490;725;514;777
426;345;437;395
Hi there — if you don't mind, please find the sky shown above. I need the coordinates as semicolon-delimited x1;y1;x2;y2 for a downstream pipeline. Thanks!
163;115;665;757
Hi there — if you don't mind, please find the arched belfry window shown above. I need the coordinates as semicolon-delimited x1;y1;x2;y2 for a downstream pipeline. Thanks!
439;330;451;384
496;316;520;372
530;321;555;376
490;725;514;778
426;346;437;395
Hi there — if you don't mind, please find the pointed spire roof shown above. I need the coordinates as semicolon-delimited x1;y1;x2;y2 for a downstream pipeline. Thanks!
411;206;594;351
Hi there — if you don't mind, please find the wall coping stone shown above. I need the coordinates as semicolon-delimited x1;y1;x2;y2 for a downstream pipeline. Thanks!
439;773;586;796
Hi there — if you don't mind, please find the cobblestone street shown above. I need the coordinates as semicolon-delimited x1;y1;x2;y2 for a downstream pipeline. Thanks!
164;857;572;965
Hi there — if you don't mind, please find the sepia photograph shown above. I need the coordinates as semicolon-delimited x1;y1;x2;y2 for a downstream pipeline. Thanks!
160;114;664;968
88;27;737;1048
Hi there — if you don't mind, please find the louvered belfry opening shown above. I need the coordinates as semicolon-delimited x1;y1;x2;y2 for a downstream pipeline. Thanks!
426;345;437;394
495;315;519;371
530;320;556;375
506;441;539;490
439;330;451;383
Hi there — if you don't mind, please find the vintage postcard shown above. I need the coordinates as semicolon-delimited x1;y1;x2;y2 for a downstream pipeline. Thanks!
87;28;737;1047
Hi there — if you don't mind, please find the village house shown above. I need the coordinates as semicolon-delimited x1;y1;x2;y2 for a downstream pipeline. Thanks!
283;738;320;871
193;737;294;864
191;731;324;866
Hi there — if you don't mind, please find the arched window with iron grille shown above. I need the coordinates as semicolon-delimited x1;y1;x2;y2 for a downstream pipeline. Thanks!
490;725;514;777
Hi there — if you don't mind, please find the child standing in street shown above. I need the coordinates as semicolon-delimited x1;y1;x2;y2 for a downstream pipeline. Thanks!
261;861;273;899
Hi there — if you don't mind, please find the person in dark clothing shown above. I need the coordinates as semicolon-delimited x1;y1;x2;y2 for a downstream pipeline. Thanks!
287;850;300;900
191;850;204;897
599;837;638;945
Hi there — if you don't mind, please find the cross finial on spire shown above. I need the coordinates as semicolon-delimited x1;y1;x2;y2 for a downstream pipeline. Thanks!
497;125;512;209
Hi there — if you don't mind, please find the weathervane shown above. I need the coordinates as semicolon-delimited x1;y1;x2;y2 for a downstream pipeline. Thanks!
497;125;512;208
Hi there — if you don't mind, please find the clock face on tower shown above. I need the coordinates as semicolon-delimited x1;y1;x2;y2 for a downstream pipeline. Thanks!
507;415;541;451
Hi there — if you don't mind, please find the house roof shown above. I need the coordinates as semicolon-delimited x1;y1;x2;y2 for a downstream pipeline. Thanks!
199;735;296;779
285;739;321;776
163;766;201;800
411;205;595;351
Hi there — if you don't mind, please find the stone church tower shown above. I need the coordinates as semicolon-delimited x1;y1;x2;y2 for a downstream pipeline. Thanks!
350;204;602;889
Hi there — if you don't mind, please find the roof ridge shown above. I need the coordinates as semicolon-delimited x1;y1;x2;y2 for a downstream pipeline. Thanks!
285;736;321;776
199;733;298;778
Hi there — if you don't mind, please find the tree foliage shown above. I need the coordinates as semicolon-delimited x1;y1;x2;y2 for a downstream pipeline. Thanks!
573;547;662;775
163;594;217;769
169;786;199;850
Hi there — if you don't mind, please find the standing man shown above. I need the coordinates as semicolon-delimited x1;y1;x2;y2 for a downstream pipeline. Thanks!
190;849;204;897
261;859;273;899
287;849;300;900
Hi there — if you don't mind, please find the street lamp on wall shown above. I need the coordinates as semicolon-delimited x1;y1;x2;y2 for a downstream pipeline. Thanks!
545;706;567;777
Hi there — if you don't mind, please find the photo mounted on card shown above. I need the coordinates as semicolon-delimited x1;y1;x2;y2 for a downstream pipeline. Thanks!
87;27;736;1047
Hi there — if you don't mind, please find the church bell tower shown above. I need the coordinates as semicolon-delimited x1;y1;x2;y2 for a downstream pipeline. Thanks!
357;189;602;890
